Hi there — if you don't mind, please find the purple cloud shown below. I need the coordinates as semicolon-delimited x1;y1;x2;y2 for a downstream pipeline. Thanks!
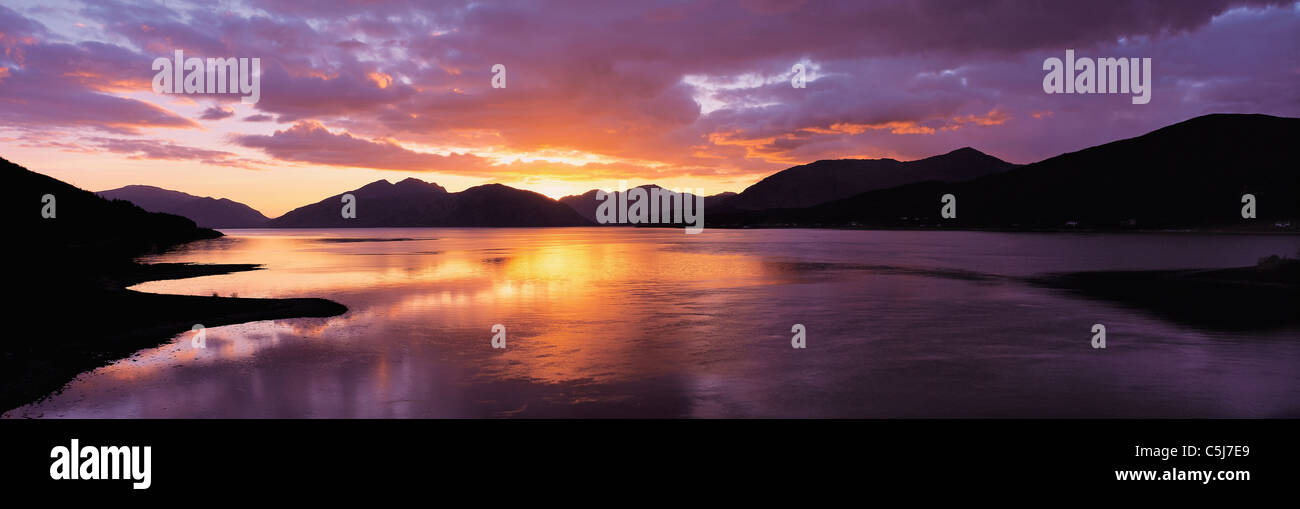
0;5;196;133
83;136;258;168
1;0;1297;182
199;106;235;120
232;120;484;171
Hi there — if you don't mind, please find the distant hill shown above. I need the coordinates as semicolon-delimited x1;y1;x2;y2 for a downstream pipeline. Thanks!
5;157;221;273
711;114;1300;231
267;178;592;227
722;147;1015;211
2;157;348;415
97;185;269;229
560;185;735;224
706;192;738;208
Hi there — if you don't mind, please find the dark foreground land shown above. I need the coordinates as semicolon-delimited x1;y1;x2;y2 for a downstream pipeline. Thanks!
4;156;346;414
1033;256;1300;331
3;262;347;414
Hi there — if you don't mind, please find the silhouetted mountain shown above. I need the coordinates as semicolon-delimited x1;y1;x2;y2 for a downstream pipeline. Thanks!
722;147;1015;211
3;157;344;414
6;156;221;274
711;114;1300;231
97;185;270;228
267;178;592;227
560;185;734;224
705;192;737;209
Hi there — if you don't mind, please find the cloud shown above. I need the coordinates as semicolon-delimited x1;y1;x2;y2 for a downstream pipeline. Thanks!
3;0;1298;183
82;136;260;168
231;120;713;183
199;106;235;120
0;5;196;133
232;120;485;171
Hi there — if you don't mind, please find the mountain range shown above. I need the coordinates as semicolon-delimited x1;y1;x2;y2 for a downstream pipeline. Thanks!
267;178;591;227
97;185;270;229
710;113;1298;231
718;146;1015;211
559;185;735;224
18;113;1299;231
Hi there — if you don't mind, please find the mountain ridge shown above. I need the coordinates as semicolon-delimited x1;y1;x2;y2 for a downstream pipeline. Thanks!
35;113;1300;232
559;185;735;224
709;113;1300;232
266;178;591;227
721;146;1017;211
97;184;270;229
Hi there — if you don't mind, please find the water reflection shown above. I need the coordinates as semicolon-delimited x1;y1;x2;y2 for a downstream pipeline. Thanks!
6;228;1298;418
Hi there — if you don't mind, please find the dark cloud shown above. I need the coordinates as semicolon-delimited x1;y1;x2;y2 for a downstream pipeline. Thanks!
199;106;235;120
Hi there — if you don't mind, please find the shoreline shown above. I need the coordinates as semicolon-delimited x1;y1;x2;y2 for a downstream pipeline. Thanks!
700;224;1300;234
2;262;347;415
1030;258;1299;331
222;224;1300;235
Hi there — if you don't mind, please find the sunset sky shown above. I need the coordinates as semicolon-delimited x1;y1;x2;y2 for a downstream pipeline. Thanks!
2;0;1298;217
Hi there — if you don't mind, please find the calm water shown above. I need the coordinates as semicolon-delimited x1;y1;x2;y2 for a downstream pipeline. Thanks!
8;228;1299;418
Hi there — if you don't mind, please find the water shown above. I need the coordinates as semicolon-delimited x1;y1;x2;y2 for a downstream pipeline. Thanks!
8;228;1298;418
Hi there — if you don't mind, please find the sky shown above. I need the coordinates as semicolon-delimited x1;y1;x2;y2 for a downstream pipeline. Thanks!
1;0;1298;217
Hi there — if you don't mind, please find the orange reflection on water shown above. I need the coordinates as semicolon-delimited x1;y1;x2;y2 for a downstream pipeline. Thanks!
12;228;1300;418
120;228;776;391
